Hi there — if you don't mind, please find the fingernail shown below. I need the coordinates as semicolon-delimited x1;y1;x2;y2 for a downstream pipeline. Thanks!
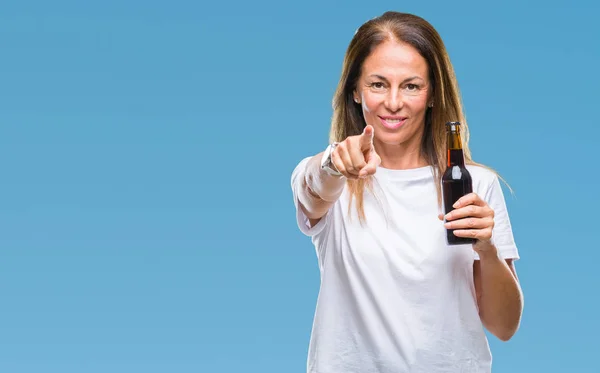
444;222;450;228
453;201;460;208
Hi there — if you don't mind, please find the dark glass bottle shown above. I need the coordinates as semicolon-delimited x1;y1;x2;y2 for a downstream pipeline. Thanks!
442;121;476;245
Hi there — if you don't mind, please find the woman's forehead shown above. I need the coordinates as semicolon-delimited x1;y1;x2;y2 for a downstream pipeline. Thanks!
360;41;428;79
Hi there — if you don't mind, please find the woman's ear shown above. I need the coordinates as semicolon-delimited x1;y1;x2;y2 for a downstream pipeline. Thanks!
428;90;435;108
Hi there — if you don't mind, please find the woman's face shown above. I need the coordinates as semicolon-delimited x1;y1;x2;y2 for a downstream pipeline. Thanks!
354;40;432;151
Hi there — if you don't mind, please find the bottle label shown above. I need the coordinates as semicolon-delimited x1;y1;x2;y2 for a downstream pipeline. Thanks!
451;166;462;179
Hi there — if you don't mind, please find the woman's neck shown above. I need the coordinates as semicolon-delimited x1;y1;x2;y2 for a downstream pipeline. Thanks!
375;141;429;170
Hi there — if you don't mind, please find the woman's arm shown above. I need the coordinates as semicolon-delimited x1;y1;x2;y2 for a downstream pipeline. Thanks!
296;152;346;227
474;253;523;341
443;192;524;341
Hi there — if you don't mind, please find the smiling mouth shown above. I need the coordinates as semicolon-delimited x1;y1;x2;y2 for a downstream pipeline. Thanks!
379;116;407;129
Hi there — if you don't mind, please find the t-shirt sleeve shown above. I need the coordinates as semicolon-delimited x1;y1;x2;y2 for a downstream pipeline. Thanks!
475;174;520;261
291;157;331;237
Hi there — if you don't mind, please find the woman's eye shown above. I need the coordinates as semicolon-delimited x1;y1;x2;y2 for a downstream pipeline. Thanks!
371;82;385;89
406;84;419;91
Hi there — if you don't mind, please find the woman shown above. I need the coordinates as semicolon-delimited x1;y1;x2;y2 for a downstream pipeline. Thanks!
290;11;524;373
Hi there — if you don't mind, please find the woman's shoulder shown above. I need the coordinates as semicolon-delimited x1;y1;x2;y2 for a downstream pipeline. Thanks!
466;163;499;182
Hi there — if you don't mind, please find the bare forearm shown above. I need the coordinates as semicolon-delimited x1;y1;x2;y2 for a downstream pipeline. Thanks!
297;152;346;219
477;248;524;341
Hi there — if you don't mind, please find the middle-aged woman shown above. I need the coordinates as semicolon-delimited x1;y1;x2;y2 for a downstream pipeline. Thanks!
290;11;524;373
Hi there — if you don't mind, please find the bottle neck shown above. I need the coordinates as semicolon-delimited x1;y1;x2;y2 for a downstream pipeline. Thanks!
447;131;466;167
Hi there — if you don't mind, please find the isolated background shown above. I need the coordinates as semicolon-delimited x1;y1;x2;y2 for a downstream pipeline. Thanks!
1;0;598;372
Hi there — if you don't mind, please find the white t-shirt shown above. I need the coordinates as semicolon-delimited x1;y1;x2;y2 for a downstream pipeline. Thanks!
291;157;519;373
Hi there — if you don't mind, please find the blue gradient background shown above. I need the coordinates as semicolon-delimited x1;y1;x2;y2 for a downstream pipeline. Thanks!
1;1;598;372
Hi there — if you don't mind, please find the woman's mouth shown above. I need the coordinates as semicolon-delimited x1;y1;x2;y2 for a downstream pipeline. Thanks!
378;116;407;130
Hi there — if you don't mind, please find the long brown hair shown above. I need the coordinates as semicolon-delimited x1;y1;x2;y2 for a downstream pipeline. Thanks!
330;11;492;223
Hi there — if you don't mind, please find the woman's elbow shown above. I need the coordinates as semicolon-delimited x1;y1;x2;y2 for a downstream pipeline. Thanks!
487;322;520;342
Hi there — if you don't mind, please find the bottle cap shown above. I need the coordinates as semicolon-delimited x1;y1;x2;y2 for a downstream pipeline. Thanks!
445;121;461;131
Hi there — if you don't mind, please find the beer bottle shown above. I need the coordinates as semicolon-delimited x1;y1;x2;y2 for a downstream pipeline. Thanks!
442;121;476;245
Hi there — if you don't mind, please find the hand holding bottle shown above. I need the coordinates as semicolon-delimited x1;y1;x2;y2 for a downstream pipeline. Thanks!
440;193;494;238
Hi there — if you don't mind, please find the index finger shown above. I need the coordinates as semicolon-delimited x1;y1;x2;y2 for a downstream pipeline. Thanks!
359;125;374;151
453;193;485;208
